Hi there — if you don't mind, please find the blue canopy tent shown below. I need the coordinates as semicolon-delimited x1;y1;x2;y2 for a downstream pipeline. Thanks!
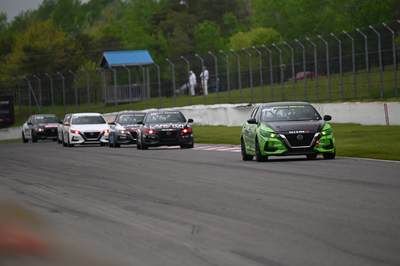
99;50;154;109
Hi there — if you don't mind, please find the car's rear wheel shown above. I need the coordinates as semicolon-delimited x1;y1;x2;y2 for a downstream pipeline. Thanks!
255;139;268;162
22;132;28;143
323;151;336;159
306;153;318;159
241;138;253;161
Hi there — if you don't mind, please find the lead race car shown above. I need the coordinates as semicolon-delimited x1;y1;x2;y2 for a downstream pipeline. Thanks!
241;102;336;161
108;111;146;147
136;110;194;149
22;114;62;143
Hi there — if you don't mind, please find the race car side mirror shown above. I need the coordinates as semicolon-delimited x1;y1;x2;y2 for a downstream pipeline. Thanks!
27;122;32;125
59;120;63;124
323;115;332;121
64;122;70;126
137;120;143;125
108;121;115;125
188;119;194;123
247;118;257;124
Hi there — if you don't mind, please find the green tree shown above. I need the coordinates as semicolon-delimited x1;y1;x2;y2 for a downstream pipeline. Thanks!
2;19;84;84
229;27;281;50
194;20;225;55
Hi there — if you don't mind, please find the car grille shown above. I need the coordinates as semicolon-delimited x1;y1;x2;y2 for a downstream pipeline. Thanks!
284;133;314;147
126;130;137;138
84;132;101;139
160;131;179;140
44;128;58;137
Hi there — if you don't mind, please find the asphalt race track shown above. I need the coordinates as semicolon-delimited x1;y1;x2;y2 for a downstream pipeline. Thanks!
1;141;400;266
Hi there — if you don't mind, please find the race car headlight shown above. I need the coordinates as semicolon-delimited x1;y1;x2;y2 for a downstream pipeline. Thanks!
70;129;81;134
321;128;333;136
103;129;110;134
144;128;155;134
260;129;277;138
180;127;192;135
38;128;44;132
118;130;125;134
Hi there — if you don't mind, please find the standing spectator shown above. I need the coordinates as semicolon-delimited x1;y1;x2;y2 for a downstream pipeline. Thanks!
189;71;196;96
200;66;209;95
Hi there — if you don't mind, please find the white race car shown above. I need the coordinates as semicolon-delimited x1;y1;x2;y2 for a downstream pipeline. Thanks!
62;113;109;147
57;113;73;144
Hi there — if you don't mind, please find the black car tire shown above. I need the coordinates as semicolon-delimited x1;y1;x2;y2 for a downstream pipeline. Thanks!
22;132;28;143
241;138;253;161
255;139;268;162
57;135;62;144
100;143;106;146
141;137;148;150
62;134;67;147
323;151;336;159
31;130;37;143
67;134;74;147
306;154;318;159
53;138;57;142
113;136;120;148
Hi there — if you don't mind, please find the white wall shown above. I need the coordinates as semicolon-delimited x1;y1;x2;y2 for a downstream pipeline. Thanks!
1;102;399;140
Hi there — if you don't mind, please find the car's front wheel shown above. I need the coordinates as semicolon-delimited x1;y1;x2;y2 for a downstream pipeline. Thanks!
141;137;148;150
67;134;74;147
323;151;336;159
22;132;28;143
255;139;268;162
31;130;37;143
241;138;253;161
306;153;318;159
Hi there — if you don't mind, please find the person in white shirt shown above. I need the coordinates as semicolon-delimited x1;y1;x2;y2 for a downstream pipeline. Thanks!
189;71;196;96
200;66;209;95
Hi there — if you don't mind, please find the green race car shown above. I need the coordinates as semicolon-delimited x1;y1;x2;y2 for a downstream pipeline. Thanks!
241;102;336;162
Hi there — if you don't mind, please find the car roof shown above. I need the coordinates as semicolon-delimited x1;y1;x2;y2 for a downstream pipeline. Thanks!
147;110;182;114
259;102;312;108
72;113;102;117
31;114;58;117
117;112;146;115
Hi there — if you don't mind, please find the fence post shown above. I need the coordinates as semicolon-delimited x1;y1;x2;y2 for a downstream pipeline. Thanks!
306;38;319;102
208;51;219;103
195;55;206;104
57;72;66;115
330;33;344;101
33;75;42;113
138;65;147;110
69;70;79;112
318;35;331;102
81;69;90;111
383;23;398;99
295;39;307;101
252;46;263;103
23;76;32;116
122;66;132;110
356;29;370;96
181;56;191;105
242;48;253;103
230;49;242;103
284;41;296;101
152;62;162;109
109;68;118;112
166;58;177;107
219;50;231;103
95;68;105;114
343;31;357;100
369;26;383;100
12;77;22;120
262;45;274;102
45;73;54;113
272;43;284;101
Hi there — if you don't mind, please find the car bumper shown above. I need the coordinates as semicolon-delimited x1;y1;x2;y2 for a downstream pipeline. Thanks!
259;134;335;156
70;133;109;145
143;133;193;147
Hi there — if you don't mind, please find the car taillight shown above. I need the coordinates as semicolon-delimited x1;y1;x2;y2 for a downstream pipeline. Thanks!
70;129;81;134
144;128;155;134
181;127;192;135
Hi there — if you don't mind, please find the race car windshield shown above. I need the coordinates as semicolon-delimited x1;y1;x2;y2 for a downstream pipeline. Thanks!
71;116;106;125
261;105;322;122
145;112;186;123
117;114;145;124
33;116;60;123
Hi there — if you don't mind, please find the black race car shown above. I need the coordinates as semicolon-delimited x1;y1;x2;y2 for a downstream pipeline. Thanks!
108;112;146;147
22;114;62;143
136;110;194;149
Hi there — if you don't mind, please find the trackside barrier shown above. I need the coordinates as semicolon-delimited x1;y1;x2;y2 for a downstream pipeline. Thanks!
1;102;399;140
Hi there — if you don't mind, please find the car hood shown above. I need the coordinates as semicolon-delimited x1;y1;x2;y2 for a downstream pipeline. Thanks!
147;122;187;130
263;120;326;134
70;124;109;131
119;124;140;130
